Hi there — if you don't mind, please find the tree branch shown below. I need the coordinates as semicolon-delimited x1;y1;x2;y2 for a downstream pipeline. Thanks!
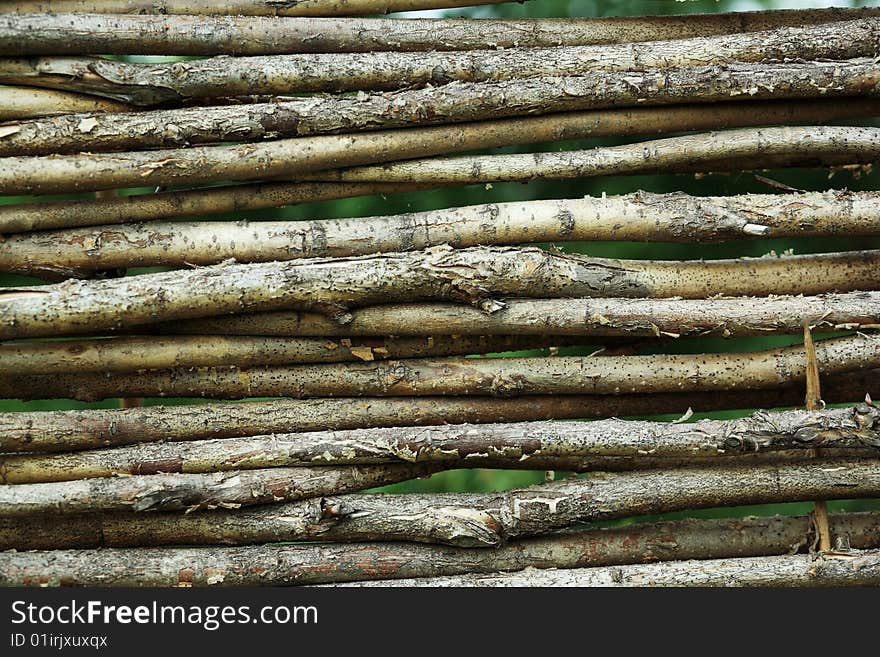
163;291;880;339
1;0;523;17
3;246;879;340
4;9;878;55
3;369;876;454
1;99;872;233
5;121;880;196
2;20;877;103
2;512;878;586
2;60;879;157
2;333;877;401
2;458;879;549
0;334;568;376
4;190;879;277
0;463;440;516
297;126;880;186
331;550;880;587
0;85;130;121
3;405;877;484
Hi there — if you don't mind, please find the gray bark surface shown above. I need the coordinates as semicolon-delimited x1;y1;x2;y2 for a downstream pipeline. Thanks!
2;61;878;157
3;369;875;453
167;291;880;339
3;405;876;484
2;458;879;549
4;333;878;401
0;463;437;516
3;512;878;586
2;20;877;103
4;9;878;55
3;246;879;340
332;550;880;587
5;191;880;276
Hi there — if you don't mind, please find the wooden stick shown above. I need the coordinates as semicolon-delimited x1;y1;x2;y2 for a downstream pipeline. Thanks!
2;458;879;548
3;246;880;340
6;191;880;277
3;405;877;484
332;550;880;587
2;512;878;586
3;333;878;401
2;20;877;103
3;369;876;454
162;291;880;339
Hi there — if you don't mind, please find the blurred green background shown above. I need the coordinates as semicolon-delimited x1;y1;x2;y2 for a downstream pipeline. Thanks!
2;0;878;523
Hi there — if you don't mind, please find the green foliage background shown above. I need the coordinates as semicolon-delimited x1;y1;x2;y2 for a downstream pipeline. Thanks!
2;0;879;524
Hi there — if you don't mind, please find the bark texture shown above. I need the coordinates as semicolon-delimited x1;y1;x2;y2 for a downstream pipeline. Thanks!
2;458;879;549
0;85;130;121
2;61;879;157
332;550;880;587
4;9;879;55
3;512;879;586
3;246;879;340
0;334;563;375
299;126;880;186
5;123;880;196
3;369;876;454
5;190;880;276
0;98;871;234
2;1;520;16
166;291;880;339
2;20;877;103
0;463;438;516
3;333;878;402
3;405;877;484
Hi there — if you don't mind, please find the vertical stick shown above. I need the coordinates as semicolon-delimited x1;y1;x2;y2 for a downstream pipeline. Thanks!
804;323;832;552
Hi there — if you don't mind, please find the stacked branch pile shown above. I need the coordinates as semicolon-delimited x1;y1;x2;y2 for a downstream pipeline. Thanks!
1;0;879;587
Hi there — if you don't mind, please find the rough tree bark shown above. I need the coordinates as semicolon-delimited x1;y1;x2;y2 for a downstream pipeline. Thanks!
1;99;871;233
1;20;877;103
163;292;880;339
3;405;876;484
4;9;878;55
2;458;879;549
5;191;880;276
4;334;877;401
0;463;439;516
2;369;875;454
1;0;522;16
3;61;878;157
297;126;880;186
3;246;879;340
333;550;880;587
2;512;878;586
5;123;880;196
0;334;567;376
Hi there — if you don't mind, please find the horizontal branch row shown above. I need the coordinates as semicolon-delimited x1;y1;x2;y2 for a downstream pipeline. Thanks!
337;550;880;587
4;8;877;55
4;333;877;402
3;370;876;453
3;512;878;586
2;20;876;103
3;59;878;157
5;121;880;196
3;245;879;339
161;291;880;339
3;458;878;547
4;99;875;232
0;0;519;17
0;335;571;376
3;405;876;484
3;191;877;277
